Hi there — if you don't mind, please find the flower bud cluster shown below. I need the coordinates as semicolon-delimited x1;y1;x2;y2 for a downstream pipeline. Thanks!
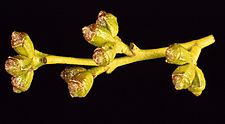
5;32;46;93
82;11;133;66
166;44;206;96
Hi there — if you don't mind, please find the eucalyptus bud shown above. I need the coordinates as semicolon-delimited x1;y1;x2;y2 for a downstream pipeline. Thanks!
96;11;118;37
92;42;116;66
82;23;115;47
11;70;34;93
67;71;94;98
5;55;32;76
60;66;87;81
11;31;35;58
188;66;206;96
166;43;193;65
172;64;195;90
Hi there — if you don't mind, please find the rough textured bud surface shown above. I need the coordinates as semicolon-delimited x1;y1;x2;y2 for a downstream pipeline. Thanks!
166;43;193;65
11;70;34;93
188;66;206;96
172;64;195;90
96;11;119;37
67;72;94;98
93;42;116;66
60;66;87;81
82;24;115;47
11;31;34;58
93;48;109;66
5;55;32;76
82;24;96;42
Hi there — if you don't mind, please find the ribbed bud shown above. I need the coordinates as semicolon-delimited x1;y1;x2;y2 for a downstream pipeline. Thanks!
5;55;32;76
96;11;119;37
11;70;34;93
82;24;115;47
92;42;116;66
166;43;193;65
188;66;206;96
60;66;87;81
172;64;195;90
67;72;94;98
11;31;34;58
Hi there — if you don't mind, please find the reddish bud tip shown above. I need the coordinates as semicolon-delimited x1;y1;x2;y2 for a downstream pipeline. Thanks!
82;24;97;42
11;31;26;48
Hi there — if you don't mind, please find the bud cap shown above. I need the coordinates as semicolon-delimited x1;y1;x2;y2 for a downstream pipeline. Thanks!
11;31;35;58
5;55;32;76
172;64;195;90
188;66;206;96
67;72;94;98
11;70;34;93
166;44;193;65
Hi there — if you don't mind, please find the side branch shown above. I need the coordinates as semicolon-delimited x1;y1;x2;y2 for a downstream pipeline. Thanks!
106;35;215;73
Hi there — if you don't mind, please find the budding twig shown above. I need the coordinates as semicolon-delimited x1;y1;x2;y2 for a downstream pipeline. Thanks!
4;10;215;97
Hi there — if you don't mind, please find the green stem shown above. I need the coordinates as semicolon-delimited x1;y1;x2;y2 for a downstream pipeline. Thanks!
45;55;97;66
190;45;202;65
88;66;108;78
43;35;214;74
179;35;215;49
